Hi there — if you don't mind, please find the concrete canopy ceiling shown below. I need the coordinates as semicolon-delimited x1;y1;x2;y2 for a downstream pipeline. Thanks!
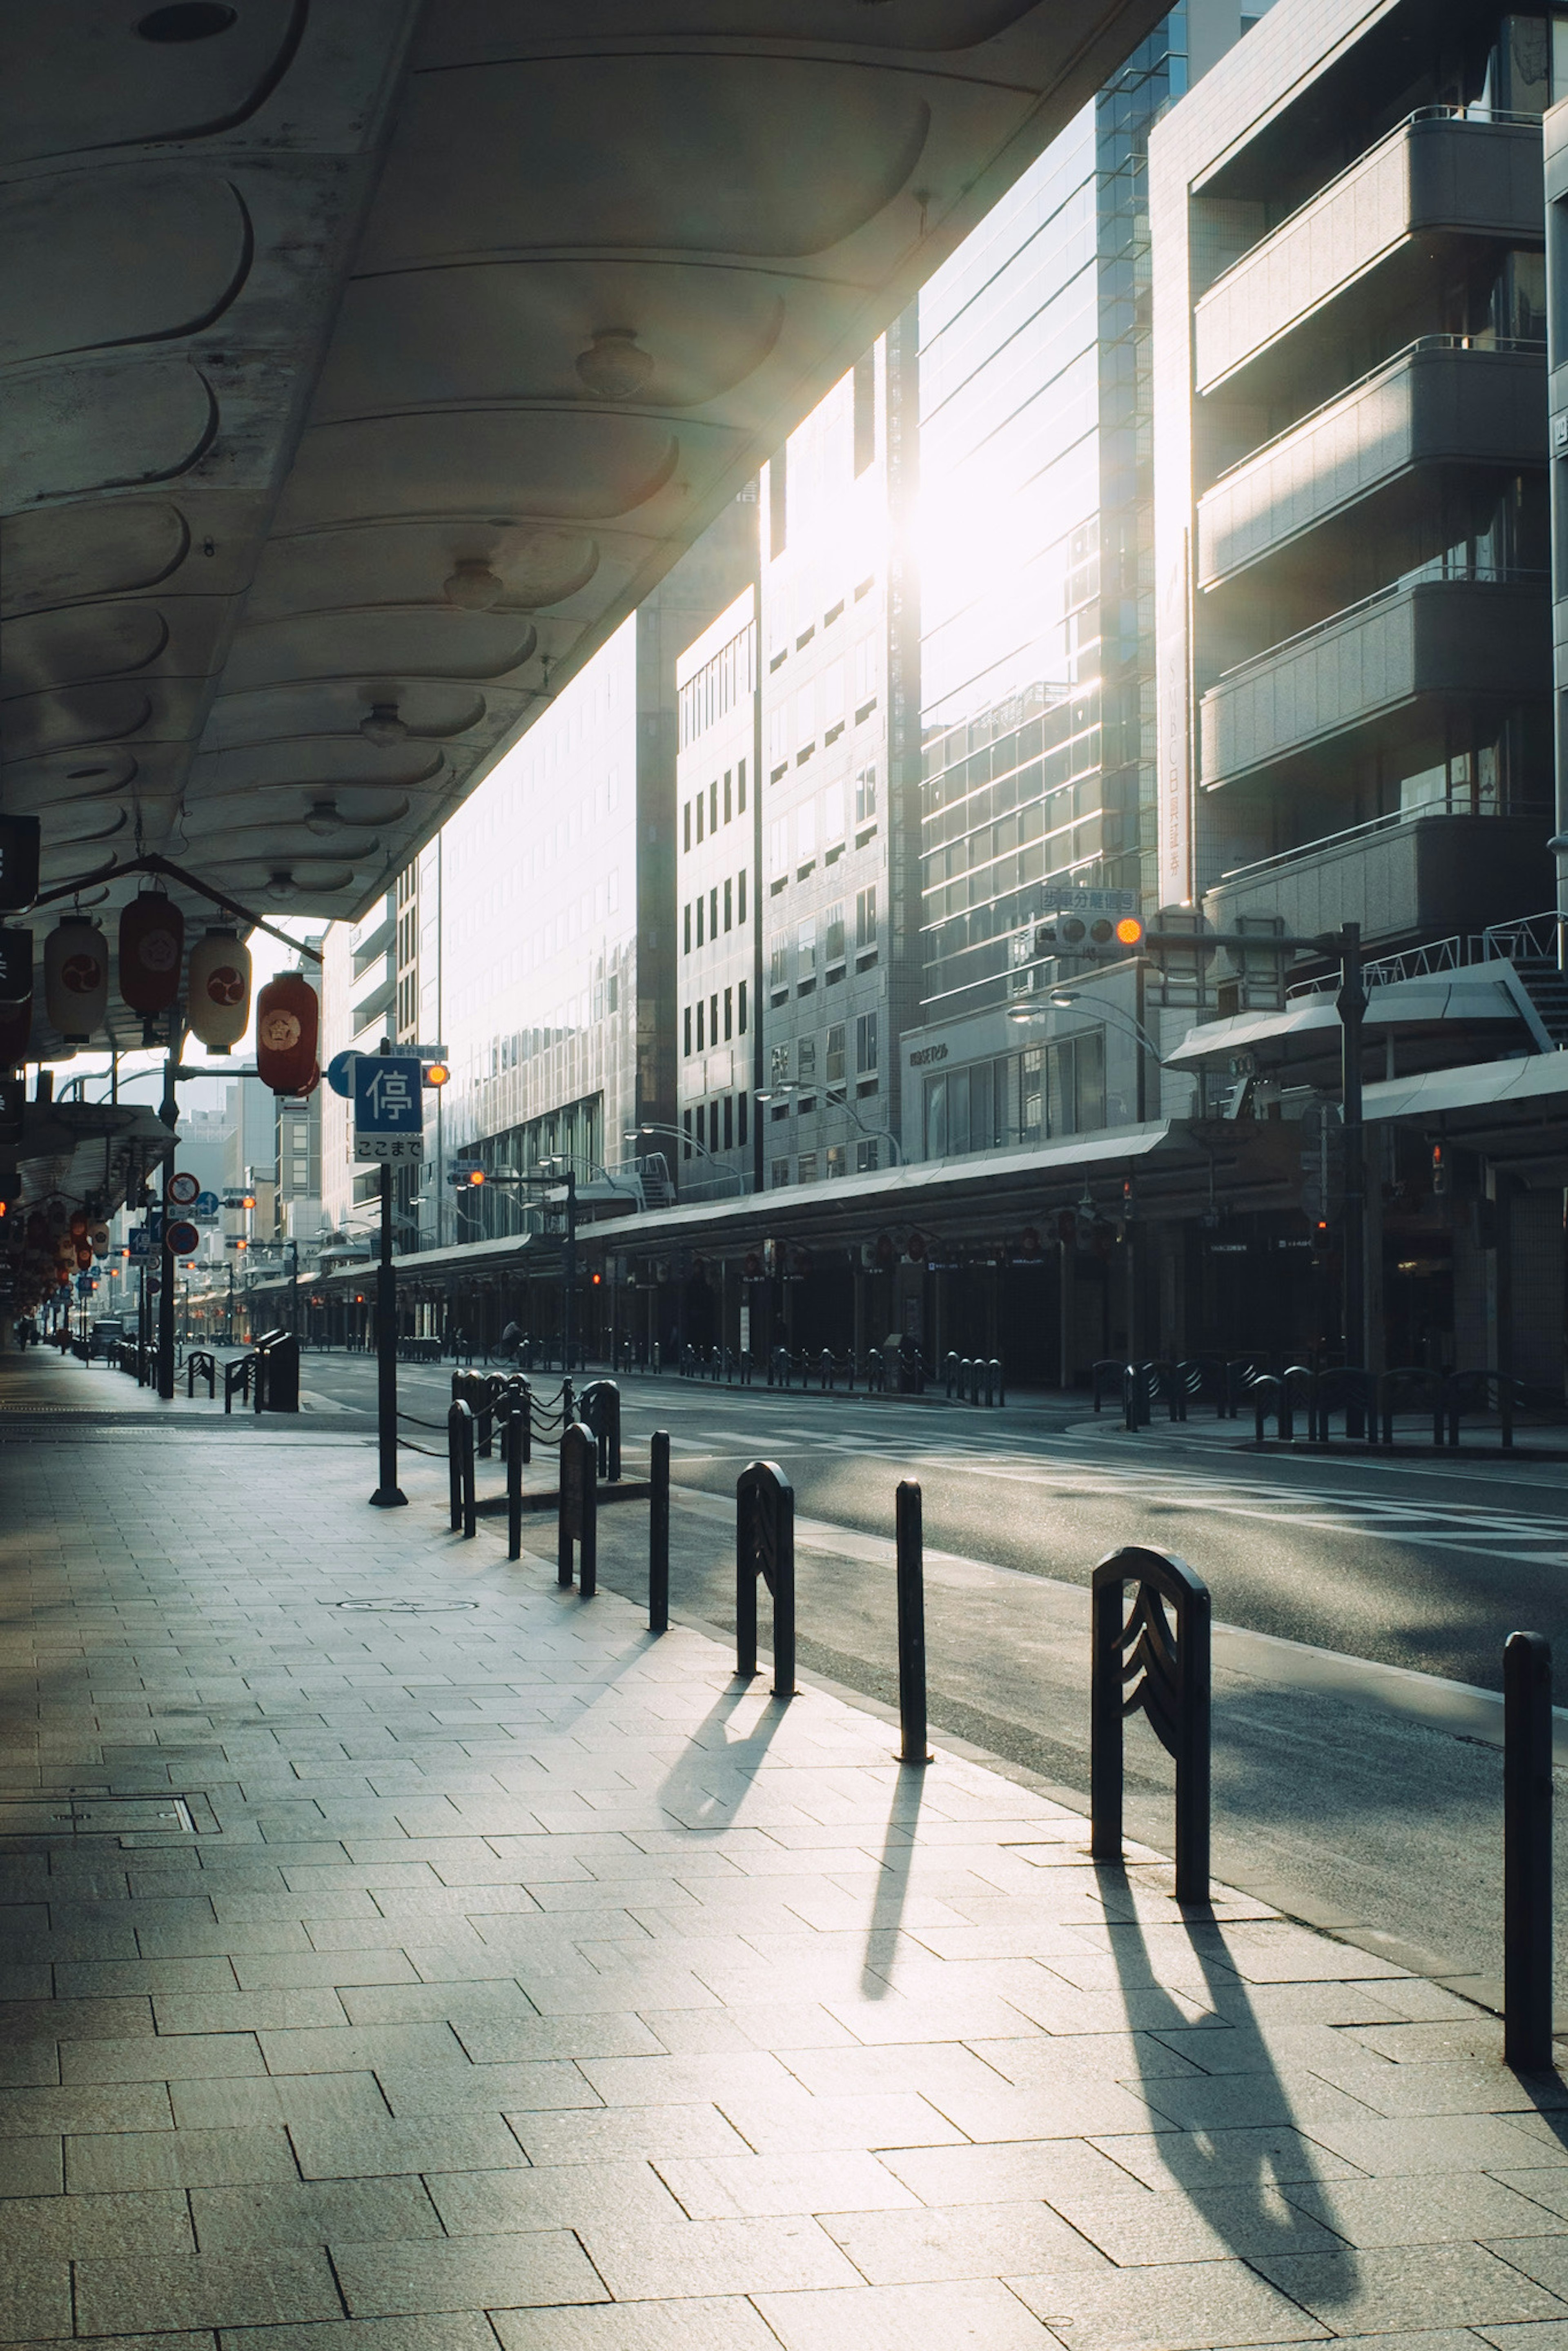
2;0;1165;1056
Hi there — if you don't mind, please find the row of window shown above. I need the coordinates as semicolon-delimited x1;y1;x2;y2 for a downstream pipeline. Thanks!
768;889;877;994
921;1036;1104;1159
766;767;877;882
684;1094;749;1158
677;622;755;752
769;1012;879;1088
771;1140;880;1186
682;870;748;954
766;643;878;772
682;760;748;853
683;981;749;1058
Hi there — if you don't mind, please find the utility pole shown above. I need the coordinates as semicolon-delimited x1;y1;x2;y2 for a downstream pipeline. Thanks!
369;1041;406;1507
156;1030;181;1399
562;1165;578;1373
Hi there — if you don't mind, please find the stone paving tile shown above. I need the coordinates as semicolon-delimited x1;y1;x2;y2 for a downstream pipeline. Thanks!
189;2177;445;2250
329;2231;608;2315
1007;2259;1330;2347
0;2262;76;2346
220;2318;496;2351
73;2248;343;2335
1250;2243;1568;2331
1285;2173;1568;2246
821;2196;1109;2282
490;2297;784;2350
655;2150;919;2218
60;2032;266;2084
751;2276;1067;2347
65;2124;301;2192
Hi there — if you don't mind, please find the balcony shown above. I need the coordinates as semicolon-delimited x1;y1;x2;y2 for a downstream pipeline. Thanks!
1205;812;1551;947
1198;577;1548;792
1196;339;1545;591
1194;111;1544;400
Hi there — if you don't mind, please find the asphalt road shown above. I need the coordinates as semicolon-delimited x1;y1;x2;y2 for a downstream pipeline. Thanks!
277;1351;1568;2005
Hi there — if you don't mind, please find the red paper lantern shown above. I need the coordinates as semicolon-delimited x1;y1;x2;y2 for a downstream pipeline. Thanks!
118;894;185;1021
254;973;320;1096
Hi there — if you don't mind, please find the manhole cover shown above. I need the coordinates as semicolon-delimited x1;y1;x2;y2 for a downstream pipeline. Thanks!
328;1598;479;1613
0;1795;198;1836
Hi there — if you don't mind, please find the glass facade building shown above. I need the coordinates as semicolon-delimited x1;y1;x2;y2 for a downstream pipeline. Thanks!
917;13;1188;1033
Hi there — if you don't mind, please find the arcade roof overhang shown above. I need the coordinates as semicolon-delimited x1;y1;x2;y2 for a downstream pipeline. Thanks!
2;0;1167;1043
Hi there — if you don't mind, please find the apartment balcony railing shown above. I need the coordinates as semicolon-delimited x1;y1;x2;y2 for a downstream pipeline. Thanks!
1198;572;1548;791
1205;811;1551;948
1194;108;1544;398
1196;336;1545;590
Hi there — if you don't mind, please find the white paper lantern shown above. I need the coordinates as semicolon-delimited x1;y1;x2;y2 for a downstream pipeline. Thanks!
187;928;251;1054
43;918;108;1044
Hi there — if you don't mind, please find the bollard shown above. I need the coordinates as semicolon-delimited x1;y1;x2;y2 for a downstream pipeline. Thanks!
649;1430;670;1636
476;1374;497;1460
994;1357;1006;1408
447;1400;476;1538
736;1460;795;1696
895;1479;929;1765
507;1373;532;1464
1091;1544;1210;1905
1505;1629;1554;2070
558;1422;597;1597
503;1397;523;1563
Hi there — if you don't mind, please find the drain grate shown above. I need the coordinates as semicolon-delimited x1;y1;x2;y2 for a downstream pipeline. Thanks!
328;1598;479;1613
0;1794;201;1838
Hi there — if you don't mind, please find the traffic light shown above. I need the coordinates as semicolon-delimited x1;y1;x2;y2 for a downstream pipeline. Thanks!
1033;912;1145;957
1431;1144;1448;1198
241;1192;256;1210
422;1060;451;1088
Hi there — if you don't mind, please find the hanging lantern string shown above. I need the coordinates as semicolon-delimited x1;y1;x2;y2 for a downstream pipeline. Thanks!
24;853;323;965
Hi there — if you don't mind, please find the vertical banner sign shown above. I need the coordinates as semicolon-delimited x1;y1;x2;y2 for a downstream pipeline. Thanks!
0;817;40;912
353;1053;424;1163
1157;528;1192;910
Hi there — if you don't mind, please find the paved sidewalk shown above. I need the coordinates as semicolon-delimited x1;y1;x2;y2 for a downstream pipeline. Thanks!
3;1370;1568;2346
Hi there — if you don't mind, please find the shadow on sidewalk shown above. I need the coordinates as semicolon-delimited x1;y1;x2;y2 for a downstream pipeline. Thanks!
1099;1868;1353;2287
656;1680;793;1834
860;1761;927;2000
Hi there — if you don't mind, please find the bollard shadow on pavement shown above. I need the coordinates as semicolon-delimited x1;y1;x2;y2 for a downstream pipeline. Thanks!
655;1679;793;1835
860;1761;928;2002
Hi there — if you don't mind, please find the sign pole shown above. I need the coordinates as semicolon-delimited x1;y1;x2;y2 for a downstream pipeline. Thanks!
367;1041;408;1508
156;1033;181;1399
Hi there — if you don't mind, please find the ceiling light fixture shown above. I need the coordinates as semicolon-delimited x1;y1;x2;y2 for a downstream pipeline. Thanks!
359;701;407;745
137;3;236;38
265;871;298;903
304;798;345;838
575;328;654;401
443;558;504;610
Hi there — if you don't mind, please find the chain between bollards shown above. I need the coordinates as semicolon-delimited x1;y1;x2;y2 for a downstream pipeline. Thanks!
895;1478;930;1765
649;1430;670;1634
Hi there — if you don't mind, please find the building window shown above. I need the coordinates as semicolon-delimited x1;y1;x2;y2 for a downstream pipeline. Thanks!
738;979;748;1033
683;1006;692;1056
798;1035;817;1082
724;877;732;932
738;1092;749;1145
824;903;845;966
769;934;788;993
855;886;877;949
737;869;748;924
797;915;817;984
853;351;875;476
797;800;816;867
768;447;787;559
710;992;718;1046
695;795;704;845
737;759;746;813
683;801;691;852
709;1100;720;1152
768;816;788;879
855;1138;878;1173
724;771;732;824
723;1096;734;1150
826;1021;845;1082
696;1000;704;1051
723;986;733;1041
683;903;691;954
696;896;704;947
710;885;718;938
710;779;719;834
856;1010;878;1075
855;764;877;826
826;1143;846;1178
797;1151;818;1184
682;1108;693;1160
824;780;844;844
771;1156;791;1188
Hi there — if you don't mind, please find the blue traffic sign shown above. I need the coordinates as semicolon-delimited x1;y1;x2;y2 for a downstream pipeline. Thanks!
127;1228;151;1261
326;1049;358;1100
353;1052;424;1164
194;1190;219;1221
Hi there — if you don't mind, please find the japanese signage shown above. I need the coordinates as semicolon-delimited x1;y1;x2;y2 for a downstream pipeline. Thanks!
353;1052;424;1164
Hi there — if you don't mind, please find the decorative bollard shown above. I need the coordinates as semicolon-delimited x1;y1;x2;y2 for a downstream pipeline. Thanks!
578;1379;622;1481
447;1400;476;1539
649;1429;670;1636
1091;1544;1210;1905
992;1357;1005;1408
502;1394;523;1563
1505;1629;1554;2071
895;1479;929;1765
506;1372;532;1464
736;1459;795;1697
558;1422;597;1597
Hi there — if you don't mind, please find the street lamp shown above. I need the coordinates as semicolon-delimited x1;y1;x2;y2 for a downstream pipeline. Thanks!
754;1083;904;1166
1009;988;1168;1074
623;1122;745;1195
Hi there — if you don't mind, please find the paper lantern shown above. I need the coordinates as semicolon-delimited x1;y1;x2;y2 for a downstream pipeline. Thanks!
254;972;319;1096
118;894;185;1023
187;929;251;1053
44;918;108;1044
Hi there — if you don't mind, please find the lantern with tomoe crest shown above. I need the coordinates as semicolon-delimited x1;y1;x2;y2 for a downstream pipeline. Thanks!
118;894;184;1036
187;929;250;1054
255;973;319;1096
44;919;108;1044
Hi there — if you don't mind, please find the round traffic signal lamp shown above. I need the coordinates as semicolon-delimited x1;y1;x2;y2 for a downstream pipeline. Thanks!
1116;915;1145;946
423;1061;450;1087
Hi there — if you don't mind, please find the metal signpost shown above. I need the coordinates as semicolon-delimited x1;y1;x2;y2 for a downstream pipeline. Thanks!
354;1043;424;1508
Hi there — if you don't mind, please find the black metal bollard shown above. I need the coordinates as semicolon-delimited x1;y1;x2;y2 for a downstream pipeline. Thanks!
1505;1629;1554;2070
507;1373;532;1464
503;1399;523;1562
895;1479;929;1765
1091;1544;1210;1905
447;1401;476;1538
649;1430;670;1636
994;1357;1006;1408
736;1459;795;1696
558;1422;597;1598
476;1374;498;1460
